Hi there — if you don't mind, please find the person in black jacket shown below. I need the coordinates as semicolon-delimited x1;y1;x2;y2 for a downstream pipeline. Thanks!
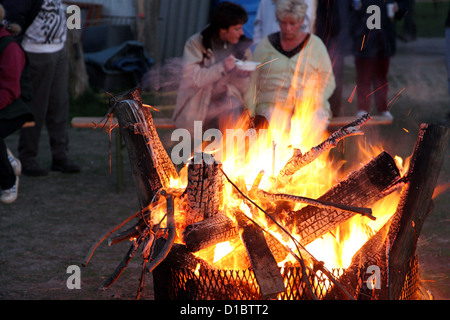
351;0;408;119
315;0;352;117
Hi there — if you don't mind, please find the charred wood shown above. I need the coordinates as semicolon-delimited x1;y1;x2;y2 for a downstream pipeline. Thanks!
286;151;401;246
113;88;178;208
235;211;286;299
277;113;371;186
185;152;224;226
182;211;238;252
388;123;449;299
257;189;374;220
326;124;449;300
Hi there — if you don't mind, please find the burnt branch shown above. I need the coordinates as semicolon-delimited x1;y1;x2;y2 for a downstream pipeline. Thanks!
257;189;375;220
286;151;401;246
277;113;372;186
145;191;176;273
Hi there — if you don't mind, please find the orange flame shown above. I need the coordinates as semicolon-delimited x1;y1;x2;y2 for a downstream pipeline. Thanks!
168;47;407;274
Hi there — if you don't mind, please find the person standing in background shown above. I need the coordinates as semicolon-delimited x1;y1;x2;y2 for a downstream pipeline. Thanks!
0;0;43;42
351;0;408;120
315;0;352;117
0;4;34;203
10;0;80;176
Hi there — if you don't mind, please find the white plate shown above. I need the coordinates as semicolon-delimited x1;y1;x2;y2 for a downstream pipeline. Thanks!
235;60;260;71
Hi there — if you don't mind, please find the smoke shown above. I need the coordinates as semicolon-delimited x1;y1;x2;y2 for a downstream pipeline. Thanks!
140;57;184;92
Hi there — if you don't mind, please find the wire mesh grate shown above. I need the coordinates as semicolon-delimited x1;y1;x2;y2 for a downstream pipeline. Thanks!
161;257;420;300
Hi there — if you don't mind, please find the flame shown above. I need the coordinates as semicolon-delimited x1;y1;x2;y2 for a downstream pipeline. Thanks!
190;109;405;272
305;191;401;269
165;48;408;276
213;241;234;263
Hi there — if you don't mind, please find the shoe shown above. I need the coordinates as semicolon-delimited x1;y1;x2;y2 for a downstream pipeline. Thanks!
22;160;49;177
1;176;19;204
51;158;81;173
7;148;21;176
380;111;394;120
355;110;369;118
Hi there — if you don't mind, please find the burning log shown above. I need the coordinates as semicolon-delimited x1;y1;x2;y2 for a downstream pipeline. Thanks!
286;151;401;246
326;123;449;300
257;189;375;220
112;88;178;208
182;211;238;252
235;211;286;299
185;152;224;226
276;113;371;186
324;215;393;300
388;123;449;299
182;211;290;269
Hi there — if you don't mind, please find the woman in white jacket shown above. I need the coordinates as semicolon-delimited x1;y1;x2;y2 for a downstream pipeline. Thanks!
245;0;335;131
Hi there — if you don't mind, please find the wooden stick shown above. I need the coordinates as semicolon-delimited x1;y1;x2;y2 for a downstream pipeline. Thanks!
257;189;375;220
145;192;176;273
235;211;286;299
113;89;178;208
249;170;265;198
102;226;152;289
388;123;450;300
277;113;371;185
82;208;144;266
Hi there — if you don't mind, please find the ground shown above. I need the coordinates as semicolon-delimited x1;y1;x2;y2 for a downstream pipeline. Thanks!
0;37;449;300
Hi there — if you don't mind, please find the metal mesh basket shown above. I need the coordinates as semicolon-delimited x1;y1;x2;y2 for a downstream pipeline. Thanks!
156;256;420;300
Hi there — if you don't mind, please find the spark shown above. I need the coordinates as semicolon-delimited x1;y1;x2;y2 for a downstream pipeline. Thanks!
257;57;279;69
348;85;357;103
143;104;160;112
366;82;388;98
388;88;406;108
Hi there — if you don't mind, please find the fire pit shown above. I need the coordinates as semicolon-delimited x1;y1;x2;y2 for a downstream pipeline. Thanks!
83;88;448;300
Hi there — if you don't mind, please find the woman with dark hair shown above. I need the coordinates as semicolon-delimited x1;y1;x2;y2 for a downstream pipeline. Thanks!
172;1;253;135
